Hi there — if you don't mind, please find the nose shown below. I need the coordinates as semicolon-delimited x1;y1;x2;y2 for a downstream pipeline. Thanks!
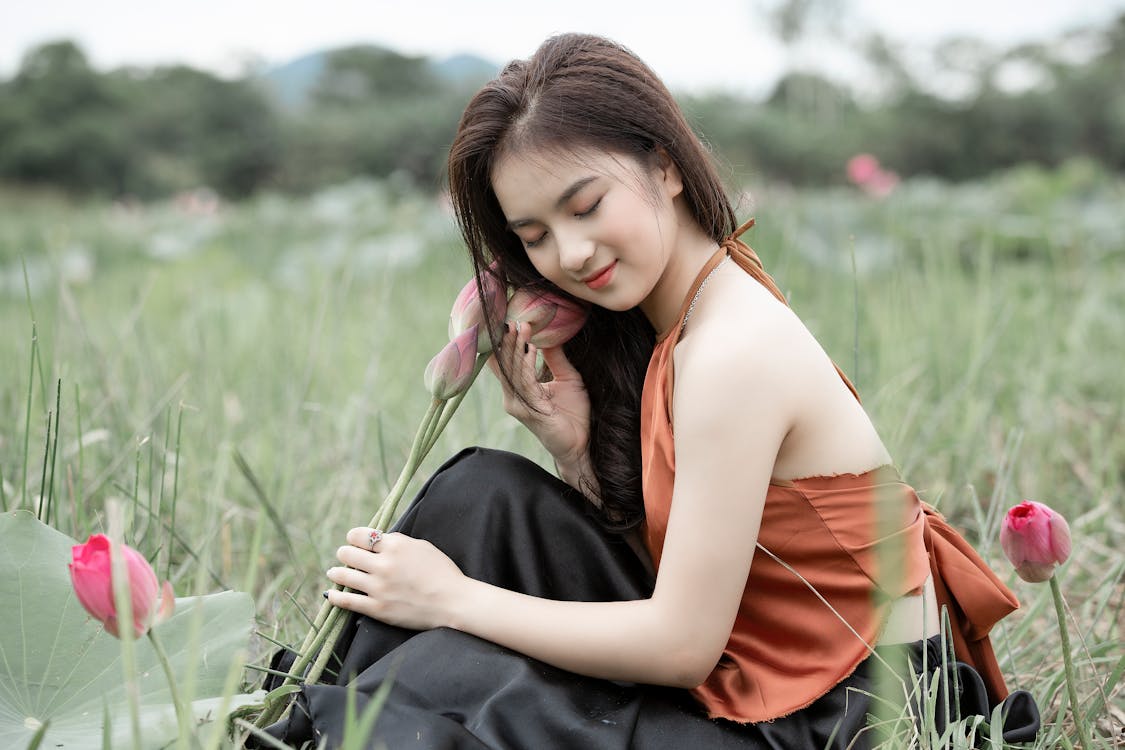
556;231;596;274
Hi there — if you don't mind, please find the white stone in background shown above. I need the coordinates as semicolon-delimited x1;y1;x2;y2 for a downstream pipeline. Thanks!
59;244;94;285
309;179;391;224
353;232;425;271
147;227;203;260
63;428;111;460
223;392;244;425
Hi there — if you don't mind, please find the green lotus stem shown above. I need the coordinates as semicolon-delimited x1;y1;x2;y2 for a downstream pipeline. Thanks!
148;629;191;744
254;353;491;729
421;355;490;459
373;398;444;529
1050;575;1088;748
417;398;446;463
296;595;334;658
300;606;343;687
251;605;339;729
253;399;444;728
302;396;450;686
306;609;349;687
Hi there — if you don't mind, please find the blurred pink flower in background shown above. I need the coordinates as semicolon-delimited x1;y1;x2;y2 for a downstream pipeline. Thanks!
847;154;880;184
1000;500;1072;583
846;153;900;198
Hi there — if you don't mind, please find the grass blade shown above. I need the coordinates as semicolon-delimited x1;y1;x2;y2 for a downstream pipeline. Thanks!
233;450;297;561
45;378;61;528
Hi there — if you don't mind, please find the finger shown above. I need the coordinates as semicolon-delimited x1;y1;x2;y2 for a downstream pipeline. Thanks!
493;323;522;384
344;526;389;555
505;321;526;378
540;346;579;381
517;330;540;385
345;526;386;551
326;565;374;592
500;324;529;392
325;588;377;617
336;544;385;571
487;338;522;404
511;322;542;391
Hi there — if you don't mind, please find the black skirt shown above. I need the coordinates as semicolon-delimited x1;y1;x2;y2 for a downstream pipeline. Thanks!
259;447;1039;749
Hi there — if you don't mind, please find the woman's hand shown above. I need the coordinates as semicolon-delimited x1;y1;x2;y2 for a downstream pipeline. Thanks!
325;528;466;631
488;320;591;469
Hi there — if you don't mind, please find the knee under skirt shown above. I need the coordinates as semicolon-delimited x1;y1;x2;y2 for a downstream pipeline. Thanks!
258;447;1039;749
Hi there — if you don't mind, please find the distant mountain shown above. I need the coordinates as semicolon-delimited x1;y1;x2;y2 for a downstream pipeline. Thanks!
259;46;499;110
261;51;327;110
433;53;501;87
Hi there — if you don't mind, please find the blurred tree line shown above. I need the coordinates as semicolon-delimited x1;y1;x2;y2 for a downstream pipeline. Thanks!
0;12;1122;200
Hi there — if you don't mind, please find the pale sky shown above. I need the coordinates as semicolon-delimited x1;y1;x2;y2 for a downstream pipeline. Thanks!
2;0;1122;96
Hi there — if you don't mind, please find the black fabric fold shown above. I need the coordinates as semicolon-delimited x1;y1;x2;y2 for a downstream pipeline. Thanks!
256;447;1038;749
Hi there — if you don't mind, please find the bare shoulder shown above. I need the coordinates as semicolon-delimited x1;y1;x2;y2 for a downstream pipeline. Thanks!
669;267;803;449
673;264;819;400
671;262;891;478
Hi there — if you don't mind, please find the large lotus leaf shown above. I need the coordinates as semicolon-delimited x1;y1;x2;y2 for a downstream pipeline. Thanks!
0;511;264;749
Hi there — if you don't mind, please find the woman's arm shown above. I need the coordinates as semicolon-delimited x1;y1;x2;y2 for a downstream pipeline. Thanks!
327;311;795;687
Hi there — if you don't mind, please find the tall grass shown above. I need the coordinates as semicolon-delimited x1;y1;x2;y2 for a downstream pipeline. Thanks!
1;163;1121;747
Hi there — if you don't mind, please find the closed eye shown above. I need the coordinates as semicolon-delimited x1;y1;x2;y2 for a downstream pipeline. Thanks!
521;196;601;248
575;197;602;218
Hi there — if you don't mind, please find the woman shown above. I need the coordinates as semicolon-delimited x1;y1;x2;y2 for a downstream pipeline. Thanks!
262;33;1039;748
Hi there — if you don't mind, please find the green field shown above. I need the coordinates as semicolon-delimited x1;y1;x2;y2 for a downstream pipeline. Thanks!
1;161;1122;747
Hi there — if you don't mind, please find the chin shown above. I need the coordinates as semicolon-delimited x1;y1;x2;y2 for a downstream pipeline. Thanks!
595;300;637;313
579;287;644;312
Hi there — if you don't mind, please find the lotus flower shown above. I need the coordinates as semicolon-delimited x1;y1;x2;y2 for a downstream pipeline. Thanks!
1000;500;1072;583
69;534;175;638
506;290;588;349
450;265;507;354
424;326;479;400
1000;499;1085;739
846;154;881;185
846;153;899;198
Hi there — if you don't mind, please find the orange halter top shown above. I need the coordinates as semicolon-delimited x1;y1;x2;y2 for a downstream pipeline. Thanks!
639;220;1020;723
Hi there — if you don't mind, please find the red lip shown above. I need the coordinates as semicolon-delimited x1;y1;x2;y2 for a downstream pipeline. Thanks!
583;261;617;289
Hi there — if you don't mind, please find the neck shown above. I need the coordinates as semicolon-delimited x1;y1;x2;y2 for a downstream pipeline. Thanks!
639;220;722;334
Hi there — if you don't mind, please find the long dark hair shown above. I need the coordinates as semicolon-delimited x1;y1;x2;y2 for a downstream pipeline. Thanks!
447;33;736;530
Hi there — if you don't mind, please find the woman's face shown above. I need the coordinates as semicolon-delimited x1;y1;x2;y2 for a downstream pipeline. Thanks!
490;146;684;313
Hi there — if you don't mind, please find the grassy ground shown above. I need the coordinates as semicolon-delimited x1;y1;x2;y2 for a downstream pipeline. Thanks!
1;162;1121;747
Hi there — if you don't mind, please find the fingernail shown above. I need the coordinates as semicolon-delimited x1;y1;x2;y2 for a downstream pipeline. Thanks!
323;590;330;600
523;342;529;354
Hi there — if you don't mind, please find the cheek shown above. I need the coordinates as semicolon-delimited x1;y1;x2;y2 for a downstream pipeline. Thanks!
521;256;577;297
523;252;556;283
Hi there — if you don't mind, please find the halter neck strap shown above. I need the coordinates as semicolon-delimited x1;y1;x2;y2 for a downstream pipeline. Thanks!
664;217;860;403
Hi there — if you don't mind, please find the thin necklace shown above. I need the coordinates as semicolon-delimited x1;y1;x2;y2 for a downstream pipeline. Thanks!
679;255;729;337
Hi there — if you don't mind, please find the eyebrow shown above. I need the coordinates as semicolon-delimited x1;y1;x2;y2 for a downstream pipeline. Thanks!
506;176;598;230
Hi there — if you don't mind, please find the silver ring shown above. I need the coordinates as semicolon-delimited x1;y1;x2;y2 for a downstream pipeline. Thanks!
368;529;384;551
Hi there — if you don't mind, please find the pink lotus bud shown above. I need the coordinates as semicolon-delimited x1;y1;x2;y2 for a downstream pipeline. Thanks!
449;265;508;354
506;290;588;349
846;154;881;186
69;534;175;638
864;169;899;198
1000;500;1072;583
424;325;479;400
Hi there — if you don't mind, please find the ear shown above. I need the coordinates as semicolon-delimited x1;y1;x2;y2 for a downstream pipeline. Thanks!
654;147;684;200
